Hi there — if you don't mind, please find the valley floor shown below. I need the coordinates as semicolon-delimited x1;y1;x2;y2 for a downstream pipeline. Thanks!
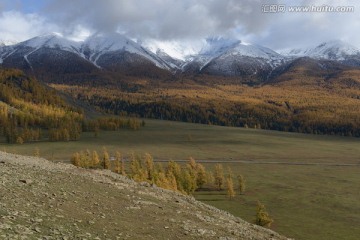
1;120;359;240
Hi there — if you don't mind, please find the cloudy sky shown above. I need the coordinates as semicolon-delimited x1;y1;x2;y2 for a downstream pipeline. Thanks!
0;0;359;55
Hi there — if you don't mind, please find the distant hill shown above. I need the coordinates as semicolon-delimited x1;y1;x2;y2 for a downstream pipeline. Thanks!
0;68;84;143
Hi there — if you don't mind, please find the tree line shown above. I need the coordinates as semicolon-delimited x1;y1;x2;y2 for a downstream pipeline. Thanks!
70;150;246;196
70;149;273;227
79;94;360;138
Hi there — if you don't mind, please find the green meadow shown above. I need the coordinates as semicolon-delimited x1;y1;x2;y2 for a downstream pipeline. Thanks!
1;119;359;240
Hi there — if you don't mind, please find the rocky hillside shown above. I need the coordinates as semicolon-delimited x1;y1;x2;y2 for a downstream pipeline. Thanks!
0;152;289;240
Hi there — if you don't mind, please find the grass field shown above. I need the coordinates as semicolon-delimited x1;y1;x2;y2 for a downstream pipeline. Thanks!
1;119;359;240
194;164;360;240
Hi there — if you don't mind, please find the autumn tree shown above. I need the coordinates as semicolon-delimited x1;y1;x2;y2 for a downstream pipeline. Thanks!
226;176;235;199
16;136;24;144
77;151;86;168
102;147;110;170
206;171;214;185
84;149;91;167
166;171;178;191
144;153;155;181
154;172;169;189
188;157;197;170
255;201;273;228
187;157;207;189
196;163;207;189
237;174;246;194
166;161;183;191
115;151;125;175
181;169;197;194
33;147;40;157
71;152;81;167
213;164;224;190
113;153;121;174
92;150;100;167
130;153;146;182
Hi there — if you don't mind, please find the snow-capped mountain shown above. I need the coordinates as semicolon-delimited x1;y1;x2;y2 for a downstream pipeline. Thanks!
155;49;184;70
0;32;173;81
182;37;285;79
0;33;95;76
283;40;360;66
20;33;81;54
1;32;360;84
81;33;171;70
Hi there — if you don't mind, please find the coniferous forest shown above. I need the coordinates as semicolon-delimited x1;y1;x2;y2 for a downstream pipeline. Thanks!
2;63;360;144
0;69;142;143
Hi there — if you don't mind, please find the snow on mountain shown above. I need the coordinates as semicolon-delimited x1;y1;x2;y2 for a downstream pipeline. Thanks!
0;42;17;64
0;33;96;75
83;33;140;53
2;32;360;78
183;37;284;73
199;37;240;56
143;39;203;62
0;32;171;71
0;40;18;47
283;40;360;61
155;49;184;69
19;33;81;54
202;37;282;60
81;33;170;70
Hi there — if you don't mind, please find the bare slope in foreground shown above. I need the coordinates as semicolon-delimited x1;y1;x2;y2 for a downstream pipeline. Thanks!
0;152;289;240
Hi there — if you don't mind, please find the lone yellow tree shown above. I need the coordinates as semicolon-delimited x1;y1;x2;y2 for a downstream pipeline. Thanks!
255;201;274;228
213;164;224;190
226;176;235;199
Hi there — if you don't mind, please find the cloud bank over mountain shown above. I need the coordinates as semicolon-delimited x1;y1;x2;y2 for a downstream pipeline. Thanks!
0;0;359;51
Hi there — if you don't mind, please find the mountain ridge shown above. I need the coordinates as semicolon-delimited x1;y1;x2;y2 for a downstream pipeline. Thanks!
1;33;360;83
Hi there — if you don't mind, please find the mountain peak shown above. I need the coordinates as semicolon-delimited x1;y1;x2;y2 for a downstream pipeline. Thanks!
84;32;137;53
82;32;170;70
20;32;80;51
314;39;358;50
284;40;360;61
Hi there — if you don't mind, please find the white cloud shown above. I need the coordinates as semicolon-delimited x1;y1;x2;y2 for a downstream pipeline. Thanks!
1;0;360;51
0;11;58;42
42;0;360;50
45;0;274;40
